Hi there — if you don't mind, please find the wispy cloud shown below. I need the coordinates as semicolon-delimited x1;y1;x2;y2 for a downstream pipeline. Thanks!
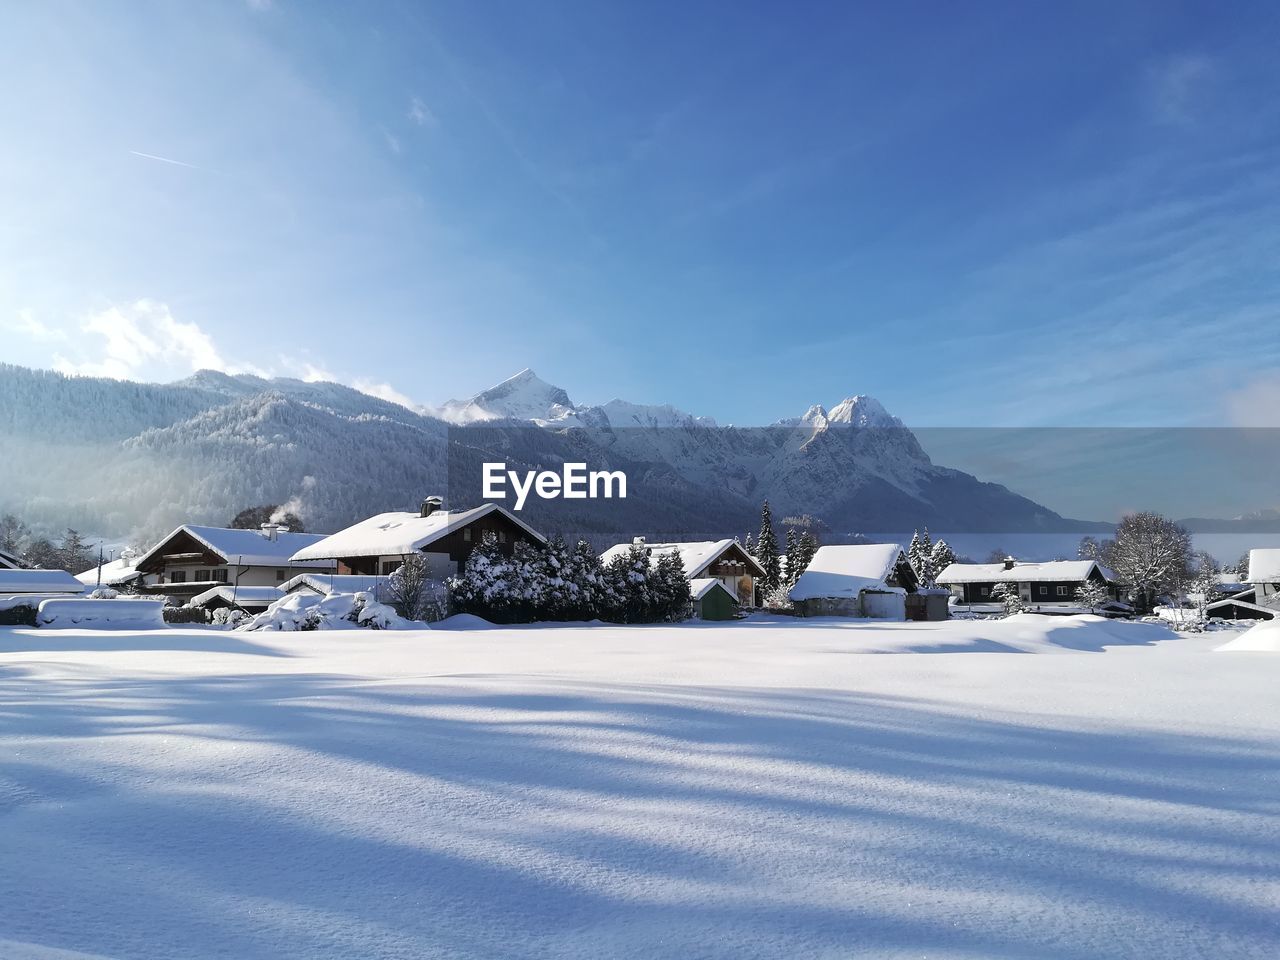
407;96;435;128
1147;54;1215;125
3;309;68;343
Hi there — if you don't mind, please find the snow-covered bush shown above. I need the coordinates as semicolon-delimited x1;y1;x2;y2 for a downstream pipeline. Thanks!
240;591;402;631
762;582;793;611
88;587;119;600
211;607;249;628
448;532;687;624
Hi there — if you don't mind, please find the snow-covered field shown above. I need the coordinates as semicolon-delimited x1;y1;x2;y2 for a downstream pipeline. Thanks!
2;615;1277;959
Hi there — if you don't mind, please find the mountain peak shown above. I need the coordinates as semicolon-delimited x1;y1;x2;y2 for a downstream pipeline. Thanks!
439;369;576;424
825;395;900;428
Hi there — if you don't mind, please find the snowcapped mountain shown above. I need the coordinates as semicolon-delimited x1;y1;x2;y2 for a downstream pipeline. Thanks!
0;362;1089;544
437;369;579;425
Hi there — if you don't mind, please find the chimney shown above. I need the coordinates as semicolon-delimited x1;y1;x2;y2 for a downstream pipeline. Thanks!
1003;556;1017;571
420;496;444;519
260;522;279;541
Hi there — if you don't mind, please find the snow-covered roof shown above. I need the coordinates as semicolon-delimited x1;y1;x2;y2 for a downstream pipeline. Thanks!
599;539;765;579
1247;548;1280;583
689;577;737;602
0;546;24;569
75;558;143;586
0;569;86;595
1206;595;1277;619
937;559;1111;584
290;504;546;562
135;525;332;570
789;544;908;601
188;585;282;609
281;573;391;596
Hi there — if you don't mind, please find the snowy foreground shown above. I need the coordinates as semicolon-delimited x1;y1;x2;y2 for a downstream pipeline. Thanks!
2;615;1278;960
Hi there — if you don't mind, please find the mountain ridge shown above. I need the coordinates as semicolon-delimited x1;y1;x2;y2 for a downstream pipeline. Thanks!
0;362;1113;544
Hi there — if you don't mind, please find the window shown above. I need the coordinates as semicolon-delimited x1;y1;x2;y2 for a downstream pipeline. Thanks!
382;560;400;576
1038;585;1048;597
275;569;286;582
498;530;507;544
1057;585;1069;597
463;527;472;542
980;586;990;597
171;570;186;583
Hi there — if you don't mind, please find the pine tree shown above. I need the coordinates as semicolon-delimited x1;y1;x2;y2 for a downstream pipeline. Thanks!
794;530;818;580
930;539;956;576
744;532;757;557
908;530;924;573
784;528;799;586
755;501;781;593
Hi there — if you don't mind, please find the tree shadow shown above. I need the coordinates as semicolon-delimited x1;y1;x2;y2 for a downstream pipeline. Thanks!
1;668;1277;959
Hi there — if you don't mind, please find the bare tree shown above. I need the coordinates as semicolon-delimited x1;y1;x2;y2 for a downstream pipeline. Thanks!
385;554;447;621
1102;512;1192;614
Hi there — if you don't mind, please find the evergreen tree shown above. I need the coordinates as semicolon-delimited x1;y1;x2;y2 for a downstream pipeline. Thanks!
448;532;518;621
794;530;818;580
992;581;1025;617
654;549;692;621
930;538;957;575
784;528;799;586
744;532;757;557
908;530;925;573
755;501;781;593
56;529;94;573
569;539;612;620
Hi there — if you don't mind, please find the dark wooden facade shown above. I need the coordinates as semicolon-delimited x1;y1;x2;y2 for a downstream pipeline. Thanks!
336;509;542;576
952;566;1116;605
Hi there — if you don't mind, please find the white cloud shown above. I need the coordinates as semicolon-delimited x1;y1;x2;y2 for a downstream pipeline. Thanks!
1223;372;1280;426
408;96;436;128
35;297;424;410
53;299;231;380
352;378;419;410
4;309;68;343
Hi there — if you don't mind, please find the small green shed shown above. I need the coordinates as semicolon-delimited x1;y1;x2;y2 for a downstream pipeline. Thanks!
690;578;738;620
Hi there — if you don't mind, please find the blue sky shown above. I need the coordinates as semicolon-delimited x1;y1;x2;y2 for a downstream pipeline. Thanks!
3;0;1280;427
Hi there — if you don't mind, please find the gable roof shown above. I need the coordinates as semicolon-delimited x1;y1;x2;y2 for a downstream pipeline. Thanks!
789;544;910;601
188;585;282;609
135;525;332;571
599;539;766;579
689;577;738;601
936;559;1112;584
280;573;391;596
0;546;25;569
289;503;547;562
1247;548;1280;583
76;557;144;586
0;568;86;595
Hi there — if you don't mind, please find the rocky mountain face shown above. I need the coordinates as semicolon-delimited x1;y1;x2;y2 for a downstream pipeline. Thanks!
0;363;1084;546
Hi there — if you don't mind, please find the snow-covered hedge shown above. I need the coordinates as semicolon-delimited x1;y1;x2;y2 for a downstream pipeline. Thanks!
239;591;402;632
448;534;691;624
36;598;166;629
